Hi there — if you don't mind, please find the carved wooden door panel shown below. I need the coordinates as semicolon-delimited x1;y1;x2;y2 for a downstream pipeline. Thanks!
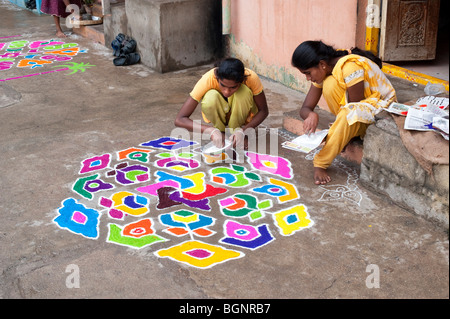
379;0;440;61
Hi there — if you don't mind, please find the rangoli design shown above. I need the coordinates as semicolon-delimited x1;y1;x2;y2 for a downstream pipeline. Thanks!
106;162;150;186
159;210;216;238
99;191;150;220
252;177;300;204
52;137;316;269
246;151;294;179
107;218;167;249
219;193;272;222
273;205;314;236
219;220;275;250
154;152;201;172
54;198;100;239
154;241;244;269
72;174;115;200
117;148;153;163
0;38;93;81
305;149;363;206
140;137;197;151
79;154;112;174
210;164;261;188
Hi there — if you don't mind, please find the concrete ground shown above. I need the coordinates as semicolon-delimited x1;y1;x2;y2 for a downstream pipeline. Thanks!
0;2;448;302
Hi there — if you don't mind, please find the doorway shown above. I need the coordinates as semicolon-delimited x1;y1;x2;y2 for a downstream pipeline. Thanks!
380;0;450;81
388;0;449;81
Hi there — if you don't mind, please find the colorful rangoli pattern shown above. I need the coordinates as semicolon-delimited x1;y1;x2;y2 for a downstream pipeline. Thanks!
252;177;300;204
155;241;244;269
107;218;167;249
0;38;92;81
53;137;315;269
219;194;272;221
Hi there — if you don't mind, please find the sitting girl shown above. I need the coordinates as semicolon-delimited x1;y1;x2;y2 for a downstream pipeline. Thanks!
175;58;269;148
292;40;397;185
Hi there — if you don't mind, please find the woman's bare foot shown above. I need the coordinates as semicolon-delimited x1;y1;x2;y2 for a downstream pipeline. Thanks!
314;167;331;185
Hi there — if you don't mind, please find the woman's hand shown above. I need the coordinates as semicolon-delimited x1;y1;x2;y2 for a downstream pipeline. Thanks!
303;111;319;135
299;85;322;135
230;129;245;149
209;128;224;148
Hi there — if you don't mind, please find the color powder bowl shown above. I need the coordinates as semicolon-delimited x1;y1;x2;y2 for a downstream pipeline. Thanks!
202;139;232;155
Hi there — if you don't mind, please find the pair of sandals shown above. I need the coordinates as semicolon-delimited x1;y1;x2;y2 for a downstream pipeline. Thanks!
111;33;140;66
113;53;140;66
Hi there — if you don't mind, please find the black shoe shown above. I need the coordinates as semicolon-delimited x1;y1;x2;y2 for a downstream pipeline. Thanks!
120;38;137;55
113;53;140;66
111;33;126;56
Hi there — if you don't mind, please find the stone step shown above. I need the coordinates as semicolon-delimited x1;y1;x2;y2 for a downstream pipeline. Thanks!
360;111;449;227
282;105;448;228
72;23;105;46
282;109;364;166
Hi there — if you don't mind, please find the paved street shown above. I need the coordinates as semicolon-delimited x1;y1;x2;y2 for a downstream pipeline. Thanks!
0;1;448;303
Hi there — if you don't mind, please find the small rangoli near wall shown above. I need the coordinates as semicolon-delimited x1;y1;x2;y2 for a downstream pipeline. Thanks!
0;38;93;81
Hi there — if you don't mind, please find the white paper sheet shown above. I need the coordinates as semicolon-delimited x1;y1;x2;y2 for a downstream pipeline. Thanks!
282;130;329;153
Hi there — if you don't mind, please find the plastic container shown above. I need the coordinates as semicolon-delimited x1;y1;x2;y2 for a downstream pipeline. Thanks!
202;139;232;155
424;82;446;96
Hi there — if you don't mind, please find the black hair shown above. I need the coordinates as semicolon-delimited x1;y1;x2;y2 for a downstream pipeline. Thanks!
291;40;383;70
214;58;247;83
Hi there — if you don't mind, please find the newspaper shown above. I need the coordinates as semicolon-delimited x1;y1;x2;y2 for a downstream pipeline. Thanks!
387;96;449;140
386;97;449;117
423;104;449;118
282;129;329;153
415;96;449;110
404;108;437;131
404;108;449;140
386;102;411;116
432;117;449;136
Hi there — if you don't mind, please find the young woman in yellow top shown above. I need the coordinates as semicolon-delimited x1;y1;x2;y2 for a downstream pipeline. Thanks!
292;40;397;185
175;58;269;148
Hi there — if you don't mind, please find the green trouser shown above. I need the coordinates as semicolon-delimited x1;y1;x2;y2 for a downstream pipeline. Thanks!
201;85;258;133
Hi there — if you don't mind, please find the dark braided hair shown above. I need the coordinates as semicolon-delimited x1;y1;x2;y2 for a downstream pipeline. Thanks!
291;40;382;70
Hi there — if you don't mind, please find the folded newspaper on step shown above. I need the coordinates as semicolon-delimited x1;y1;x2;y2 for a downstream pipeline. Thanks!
282;129;329;153
385;96;449;140
404;107;449;140
386;96;449;116
415;96;449;109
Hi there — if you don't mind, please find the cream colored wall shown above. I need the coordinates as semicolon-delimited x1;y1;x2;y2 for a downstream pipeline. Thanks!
227;0;359;95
